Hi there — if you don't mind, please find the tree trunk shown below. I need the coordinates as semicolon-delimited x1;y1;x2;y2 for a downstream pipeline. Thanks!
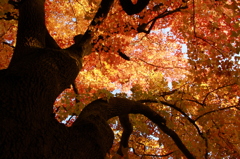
0;0;116;158
0;0;195;158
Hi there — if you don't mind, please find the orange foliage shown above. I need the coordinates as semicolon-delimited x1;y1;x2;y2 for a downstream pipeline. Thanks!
1;0;239;158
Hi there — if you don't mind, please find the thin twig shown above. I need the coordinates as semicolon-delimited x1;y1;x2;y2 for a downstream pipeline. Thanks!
195;104;240;122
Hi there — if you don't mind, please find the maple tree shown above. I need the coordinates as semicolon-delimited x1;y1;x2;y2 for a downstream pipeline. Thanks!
0;0;239;158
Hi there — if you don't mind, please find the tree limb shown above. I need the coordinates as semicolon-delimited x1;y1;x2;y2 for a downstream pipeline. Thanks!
90;0;114;27
138;99;209;158
137;5;188;34
138;99;204;137
119;0;150;15
75;97;195;158
195;104;240;122
67;0;114;57
202;83;236;105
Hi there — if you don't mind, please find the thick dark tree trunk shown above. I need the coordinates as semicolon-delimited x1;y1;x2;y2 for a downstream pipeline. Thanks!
0;0;195;158
0;0;115;158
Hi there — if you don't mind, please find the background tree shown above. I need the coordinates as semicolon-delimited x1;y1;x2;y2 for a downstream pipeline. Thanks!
0;0;239;158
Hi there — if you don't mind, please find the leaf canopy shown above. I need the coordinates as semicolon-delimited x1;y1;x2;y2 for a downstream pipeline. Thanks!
0;0;239;158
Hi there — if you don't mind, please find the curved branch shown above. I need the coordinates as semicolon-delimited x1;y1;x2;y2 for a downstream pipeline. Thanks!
74;97;195;158
185;83;236;107
202;83;236;105
138;99;208;158
137;5;188;34
156;122;195;158
195;105;240;122
138;100;201;133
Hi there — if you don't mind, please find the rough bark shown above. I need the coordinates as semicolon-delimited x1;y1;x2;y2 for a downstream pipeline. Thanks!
0;0;195;158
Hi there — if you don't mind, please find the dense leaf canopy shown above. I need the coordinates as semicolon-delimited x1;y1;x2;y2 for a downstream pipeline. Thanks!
0;0;239;158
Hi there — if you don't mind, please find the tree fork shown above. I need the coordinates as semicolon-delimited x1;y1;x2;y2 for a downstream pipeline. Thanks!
75;97;195;158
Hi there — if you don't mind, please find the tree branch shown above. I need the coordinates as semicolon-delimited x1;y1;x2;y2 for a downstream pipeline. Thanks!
74;97;195;158
89;0;114;27
138;99;207;158
67;0;114;57
117;114;133;156
184;83;236;107
137;5;188;34
119;0;150;15
195;104;240;122
202;83;236;105
138;99;203;136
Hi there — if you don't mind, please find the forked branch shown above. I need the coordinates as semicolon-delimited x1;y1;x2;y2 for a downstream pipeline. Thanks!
75;97;195;158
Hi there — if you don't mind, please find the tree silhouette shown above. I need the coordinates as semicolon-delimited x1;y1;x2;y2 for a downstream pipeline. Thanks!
0;0;239;158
